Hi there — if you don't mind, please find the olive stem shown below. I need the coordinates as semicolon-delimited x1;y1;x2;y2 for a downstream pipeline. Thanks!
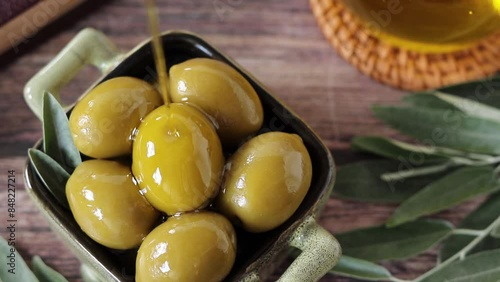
431;146;496;162
413;215;500;282
381;154;500;182
380;162;453;182
145;0;170;105
390;277;412;282
452;228;485;237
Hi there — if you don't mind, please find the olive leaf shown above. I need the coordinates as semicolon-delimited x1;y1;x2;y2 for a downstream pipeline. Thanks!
434;92;500;122
28;149;70;209
42;92;81;174
419;249;500;282
403;93;459;111
387;166;498;227
335;76;500;280
80;264;107;282
0;237;39;282
423;75;500;104
454;93;500;110
365;137;498;181
32;256;68;282
439;192;500;261
351;136;448;163
333;160;451;203
329;256;393;281
492;225;500;238
335;219;453;262
372;105;500;155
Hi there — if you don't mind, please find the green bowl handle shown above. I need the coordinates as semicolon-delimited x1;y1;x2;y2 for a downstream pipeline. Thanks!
279;216;341;282
24;28;123;120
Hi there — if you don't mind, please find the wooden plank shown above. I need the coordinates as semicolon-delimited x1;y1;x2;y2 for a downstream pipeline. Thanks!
0;0;85;54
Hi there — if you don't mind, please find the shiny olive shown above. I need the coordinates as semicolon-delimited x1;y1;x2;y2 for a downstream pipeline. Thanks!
132;103;225;215
66;159;159;250
169;58;264;145
136;211;236;282
216;132;312;233
69;76;163;159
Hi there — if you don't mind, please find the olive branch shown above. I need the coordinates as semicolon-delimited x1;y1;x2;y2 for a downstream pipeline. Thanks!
330;75;500;282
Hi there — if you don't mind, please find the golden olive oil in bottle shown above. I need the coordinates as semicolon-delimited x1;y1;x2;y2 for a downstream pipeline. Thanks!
341;0;500;52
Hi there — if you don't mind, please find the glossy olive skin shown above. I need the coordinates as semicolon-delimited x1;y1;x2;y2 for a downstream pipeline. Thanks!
136;211;237;282
216;132;312;233
169;58;264;145
69;76;163;158
132;103;225;215
66;160;159;250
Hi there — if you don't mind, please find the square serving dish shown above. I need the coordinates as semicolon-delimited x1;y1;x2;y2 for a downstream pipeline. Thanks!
23;28;340;282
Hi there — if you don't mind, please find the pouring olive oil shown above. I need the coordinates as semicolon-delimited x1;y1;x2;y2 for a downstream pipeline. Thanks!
341;0;500;52
145;0;169;103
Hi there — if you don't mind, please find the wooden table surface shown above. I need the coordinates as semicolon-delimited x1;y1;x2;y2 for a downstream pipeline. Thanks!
0;0;478;281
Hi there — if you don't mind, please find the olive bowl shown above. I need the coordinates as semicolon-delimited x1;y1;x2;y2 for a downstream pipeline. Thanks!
23;28;341;282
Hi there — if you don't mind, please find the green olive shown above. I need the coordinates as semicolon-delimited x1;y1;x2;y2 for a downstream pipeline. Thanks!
66;159;159;250
216;132;312;233
169;58;264;145
136;211;236;282
132;103;225;215
69;76;163;159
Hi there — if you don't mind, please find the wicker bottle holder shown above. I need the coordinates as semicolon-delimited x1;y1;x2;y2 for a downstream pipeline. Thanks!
310;0;500;90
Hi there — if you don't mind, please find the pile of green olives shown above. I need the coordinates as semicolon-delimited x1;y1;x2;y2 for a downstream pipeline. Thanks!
65;58;312;281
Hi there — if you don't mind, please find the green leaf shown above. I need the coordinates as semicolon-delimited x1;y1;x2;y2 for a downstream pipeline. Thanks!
80;264;107;282
32;256;68;282
434;92;500;122
427;75;500;104
459;193;500;230
333;160;450;203
43;92;81;174
352;136;448;163
420;249;500;282
372;105;500;155
387;166;498;227
329;256;393;281
440;192;500;261
0;237;39;282
403;93;459;111
28;149;70;209
335;219;453;262
492;225;500;238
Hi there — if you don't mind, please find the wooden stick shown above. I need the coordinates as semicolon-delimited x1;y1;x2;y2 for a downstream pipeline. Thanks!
0;0;85;55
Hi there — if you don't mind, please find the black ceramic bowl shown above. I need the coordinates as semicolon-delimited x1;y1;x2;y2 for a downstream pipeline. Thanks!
23;28;340;282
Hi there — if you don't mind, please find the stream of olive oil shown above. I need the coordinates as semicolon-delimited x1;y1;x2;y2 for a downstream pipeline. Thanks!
145;0;169;103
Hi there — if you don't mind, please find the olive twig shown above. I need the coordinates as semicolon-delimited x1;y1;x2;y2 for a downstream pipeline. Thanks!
451;228;486;237
381;154;500;182
414;215;500;282
380;162;454;182
389;277;412;282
